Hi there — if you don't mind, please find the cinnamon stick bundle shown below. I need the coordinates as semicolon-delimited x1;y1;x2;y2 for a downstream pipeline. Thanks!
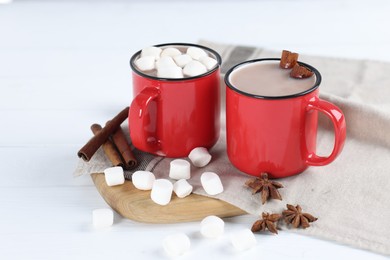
77;107;129;161
90;124;124;168
111;126;138;170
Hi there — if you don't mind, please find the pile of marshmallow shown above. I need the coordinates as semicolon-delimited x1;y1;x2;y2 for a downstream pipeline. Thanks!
92;212;257;256
134;46;218;78
100;147;223;206
163;216;257;256
92;146;257;256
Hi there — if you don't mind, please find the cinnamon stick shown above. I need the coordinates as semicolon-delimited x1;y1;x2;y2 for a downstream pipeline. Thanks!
111;125;138;170
91;124;124;168
77;107;129;161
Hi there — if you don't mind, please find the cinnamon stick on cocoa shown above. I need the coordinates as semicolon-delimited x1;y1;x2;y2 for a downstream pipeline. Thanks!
111;126;138;170
90;124;124;168
77;107;129;161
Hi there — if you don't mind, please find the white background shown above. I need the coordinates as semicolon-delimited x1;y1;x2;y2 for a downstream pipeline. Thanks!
1;0;389;259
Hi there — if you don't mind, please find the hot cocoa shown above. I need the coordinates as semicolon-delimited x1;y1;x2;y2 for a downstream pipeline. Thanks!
228;60;316;97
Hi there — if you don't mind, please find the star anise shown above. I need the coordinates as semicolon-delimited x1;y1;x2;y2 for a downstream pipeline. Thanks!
251;212;282;234
245;173;283;204
282;204;318;229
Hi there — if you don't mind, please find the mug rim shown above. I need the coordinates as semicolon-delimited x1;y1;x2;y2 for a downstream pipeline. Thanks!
130;43;222;81
224;58;322;100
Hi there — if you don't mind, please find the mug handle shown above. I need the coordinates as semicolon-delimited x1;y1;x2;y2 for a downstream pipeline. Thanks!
305;98;346;166
129;87;161;152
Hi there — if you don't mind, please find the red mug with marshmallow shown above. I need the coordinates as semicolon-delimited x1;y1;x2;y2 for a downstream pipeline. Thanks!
225;58;346;178
129;43;221;157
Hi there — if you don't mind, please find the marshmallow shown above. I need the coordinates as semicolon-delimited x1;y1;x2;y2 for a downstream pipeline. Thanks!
161;47;182;58
92;208;114;229
135;56;155;71
188;147;212;167
230;229;257;251
132;170;155;190
173;54;193;68
199;56;218;70
183;60;207;77
200;172;223;195
187;46;208;60
157;66;183;78
173;179;193;198
104;166;125;186
151;179;173;206
169;159;191;180
141;46;162;60
155;56;177;69
163;233;191;257
200;215;224;238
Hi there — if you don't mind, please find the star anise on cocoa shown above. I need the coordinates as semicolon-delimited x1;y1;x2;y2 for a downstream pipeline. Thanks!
282;204;318;229
245;173;283;204
251;212;282;234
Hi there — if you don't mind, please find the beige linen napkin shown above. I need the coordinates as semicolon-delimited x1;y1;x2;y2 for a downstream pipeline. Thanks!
74;40;390;255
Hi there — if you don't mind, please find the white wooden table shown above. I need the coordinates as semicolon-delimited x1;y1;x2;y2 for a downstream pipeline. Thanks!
1;0;389;259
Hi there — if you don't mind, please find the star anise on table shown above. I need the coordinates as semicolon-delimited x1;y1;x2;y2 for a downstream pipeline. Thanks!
251;212;282;234
282;204;318;229
245;172;284;204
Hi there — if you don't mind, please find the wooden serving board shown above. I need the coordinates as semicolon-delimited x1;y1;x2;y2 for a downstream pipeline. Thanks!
91;173;246;223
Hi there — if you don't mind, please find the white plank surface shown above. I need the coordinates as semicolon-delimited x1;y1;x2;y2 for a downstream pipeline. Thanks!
1;0;389;259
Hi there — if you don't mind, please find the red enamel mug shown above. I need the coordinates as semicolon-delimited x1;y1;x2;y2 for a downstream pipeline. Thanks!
225;58;346;178
129;43;221;157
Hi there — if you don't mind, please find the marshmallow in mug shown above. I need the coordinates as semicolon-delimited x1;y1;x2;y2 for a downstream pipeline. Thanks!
134;45;218;78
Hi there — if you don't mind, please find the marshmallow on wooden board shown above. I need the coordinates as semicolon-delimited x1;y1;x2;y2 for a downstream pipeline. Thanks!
173;179;193;198
183;60;207;77
134;56;155;71
151;179;173;206
161;47;182;58
200;172;223;195
199;56;218;70
169;159;191;180
132;170;155;190
141;46;162;60
163;233;191;257
200;215;224;238
230;229;257;251
187;46;208;60
173;54;193;68
103;166;125;186
92;208;114;229
188;147;212;167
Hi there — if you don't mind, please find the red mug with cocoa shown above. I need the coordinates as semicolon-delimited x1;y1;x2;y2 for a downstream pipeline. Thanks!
225;58;346;178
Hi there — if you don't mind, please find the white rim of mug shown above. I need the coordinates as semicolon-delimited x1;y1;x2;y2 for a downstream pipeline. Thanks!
130;43;222;81
224;58;322;100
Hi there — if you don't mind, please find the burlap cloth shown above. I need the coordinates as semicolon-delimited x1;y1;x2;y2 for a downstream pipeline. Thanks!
74;40;390;255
